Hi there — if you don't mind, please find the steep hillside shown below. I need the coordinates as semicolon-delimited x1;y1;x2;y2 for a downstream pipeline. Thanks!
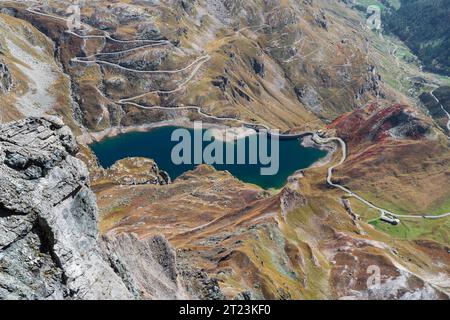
420;86;450;134
384;0;450;76
330;103;450;215
1;0;403;133
98;163;449;299
0;11;80;132
0;0;448;301
0;116;196;300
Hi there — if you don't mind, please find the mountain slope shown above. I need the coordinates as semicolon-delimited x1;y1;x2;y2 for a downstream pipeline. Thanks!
384;0;450;76
97;163;449;299
0;11;80;131
0;116;190;299
0;0;448;300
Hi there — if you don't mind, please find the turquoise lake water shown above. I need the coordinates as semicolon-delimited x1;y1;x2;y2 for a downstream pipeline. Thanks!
90;126;327;189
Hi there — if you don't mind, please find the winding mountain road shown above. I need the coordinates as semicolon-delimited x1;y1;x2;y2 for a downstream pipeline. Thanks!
26;7;212;104
26;5;450;222
313;135;450;220
72;54;210;75
26;7;167;44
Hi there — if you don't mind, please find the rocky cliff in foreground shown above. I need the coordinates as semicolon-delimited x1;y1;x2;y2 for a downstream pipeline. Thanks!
0;117;186;299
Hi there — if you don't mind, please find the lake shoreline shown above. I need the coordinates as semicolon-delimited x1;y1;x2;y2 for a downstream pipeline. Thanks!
77;118;231;145
301;135;336;169
88;125;331;190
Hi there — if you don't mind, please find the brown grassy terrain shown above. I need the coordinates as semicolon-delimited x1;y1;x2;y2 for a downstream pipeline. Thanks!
97;160;449;299
0;12;79;131
330;103;450;214
1;0;449;299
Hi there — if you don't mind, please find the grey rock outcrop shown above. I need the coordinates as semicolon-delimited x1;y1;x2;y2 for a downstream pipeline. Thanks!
295;85;322;114
92;157;171;186
101;234;188;300
250;58;265;78
0;117;184;300
356;65;385;101
0;116;133;299
0;60;13;94
280;187;307;218
314;9;328;30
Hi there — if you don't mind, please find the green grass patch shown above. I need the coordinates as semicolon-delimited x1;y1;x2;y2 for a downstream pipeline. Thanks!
369;217;450;245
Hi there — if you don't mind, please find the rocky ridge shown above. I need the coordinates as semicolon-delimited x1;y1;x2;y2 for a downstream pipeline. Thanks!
0;117;187;299
91;157;171;191
0;0;448;301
